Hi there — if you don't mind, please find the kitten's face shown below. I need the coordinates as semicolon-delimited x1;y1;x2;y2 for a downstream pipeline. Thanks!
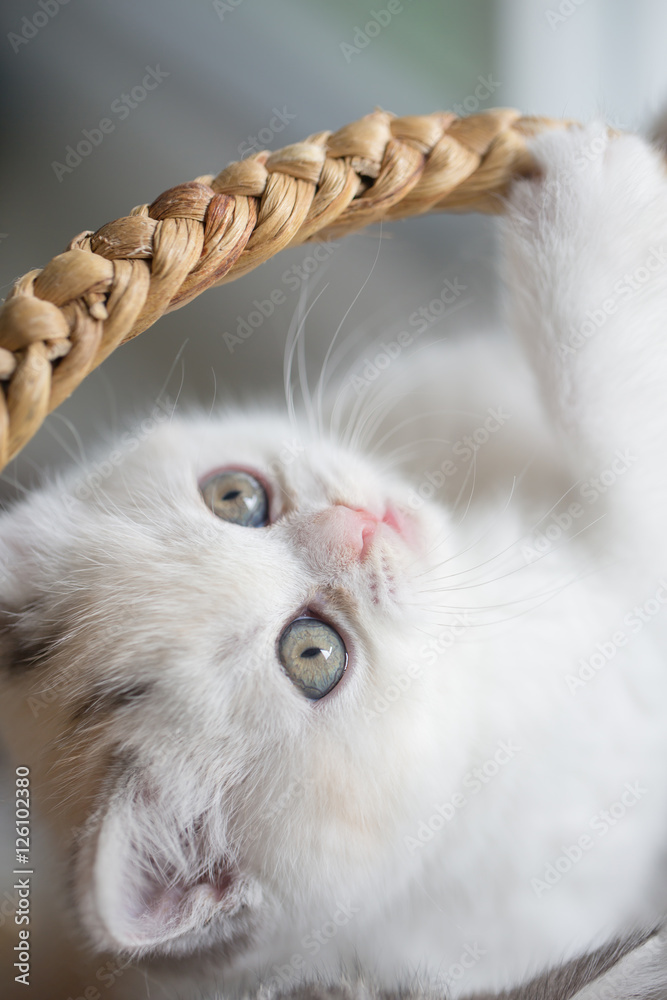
0;412;448;961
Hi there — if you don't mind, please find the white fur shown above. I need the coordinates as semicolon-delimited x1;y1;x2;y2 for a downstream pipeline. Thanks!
1;123;667;999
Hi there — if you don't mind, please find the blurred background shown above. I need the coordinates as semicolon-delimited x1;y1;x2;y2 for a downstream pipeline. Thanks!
1;0;667;497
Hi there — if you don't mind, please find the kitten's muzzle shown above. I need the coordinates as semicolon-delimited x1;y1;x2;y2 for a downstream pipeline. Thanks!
313;504;410;563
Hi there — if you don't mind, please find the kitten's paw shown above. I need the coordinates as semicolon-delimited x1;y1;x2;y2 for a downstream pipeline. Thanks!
502;122;667;299
507;122;667;235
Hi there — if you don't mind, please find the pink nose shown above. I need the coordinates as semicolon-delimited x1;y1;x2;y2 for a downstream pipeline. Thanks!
317;505;379;561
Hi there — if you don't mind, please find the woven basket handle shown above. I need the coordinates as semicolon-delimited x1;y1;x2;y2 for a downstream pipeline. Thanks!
0;107;570;472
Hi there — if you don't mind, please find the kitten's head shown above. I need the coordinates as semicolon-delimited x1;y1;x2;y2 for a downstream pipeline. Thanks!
0;410;450;962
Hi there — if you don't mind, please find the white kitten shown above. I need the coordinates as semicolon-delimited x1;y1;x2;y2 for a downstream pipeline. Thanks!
1;123;667;1000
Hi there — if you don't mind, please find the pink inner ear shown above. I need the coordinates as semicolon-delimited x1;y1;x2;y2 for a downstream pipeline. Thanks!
119;857;241;946
93;805;244;951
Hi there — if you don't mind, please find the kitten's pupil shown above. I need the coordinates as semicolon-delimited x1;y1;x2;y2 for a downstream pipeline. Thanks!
301;647;321;659
223;489;241;501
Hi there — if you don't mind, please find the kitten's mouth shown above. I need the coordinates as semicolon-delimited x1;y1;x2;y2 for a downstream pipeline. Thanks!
381;504;416;545
308;502;420;574
349;505;410;560
358;505;422;605
363;504;419;557
352;505;420;610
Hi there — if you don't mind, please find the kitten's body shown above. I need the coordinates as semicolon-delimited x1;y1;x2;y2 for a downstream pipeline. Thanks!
2;124;667;999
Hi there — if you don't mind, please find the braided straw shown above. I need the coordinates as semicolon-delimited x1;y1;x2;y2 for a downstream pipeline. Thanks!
0;107;570;470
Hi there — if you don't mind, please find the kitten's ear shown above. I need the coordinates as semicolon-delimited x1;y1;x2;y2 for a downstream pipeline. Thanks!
83;785;263;955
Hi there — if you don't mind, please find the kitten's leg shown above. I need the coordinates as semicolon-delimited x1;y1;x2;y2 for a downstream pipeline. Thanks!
502;123;667;575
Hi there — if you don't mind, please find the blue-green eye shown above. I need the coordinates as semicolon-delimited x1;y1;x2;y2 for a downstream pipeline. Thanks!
278;618;347;700
200;470;269;527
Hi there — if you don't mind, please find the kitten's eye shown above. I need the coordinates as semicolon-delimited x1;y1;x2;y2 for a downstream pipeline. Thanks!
278;618;347;700
200;470;269;527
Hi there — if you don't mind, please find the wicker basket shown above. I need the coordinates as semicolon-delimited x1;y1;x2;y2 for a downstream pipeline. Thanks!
0;107;570;471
